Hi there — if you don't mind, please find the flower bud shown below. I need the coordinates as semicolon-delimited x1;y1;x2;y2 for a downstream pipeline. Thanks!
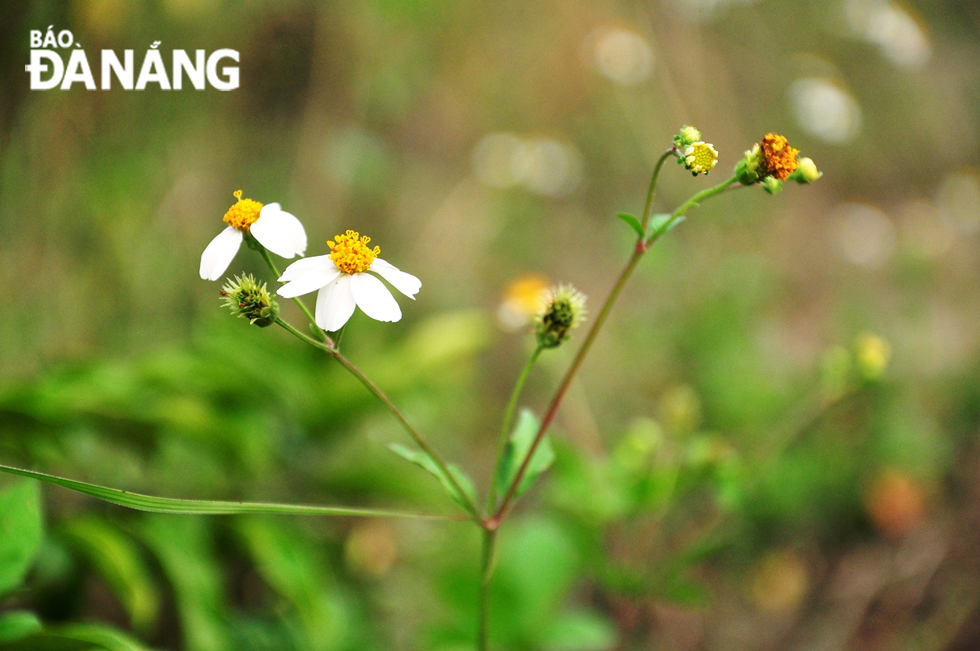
220;274;279;327
535;284;586;348
735;144;764;185
790;157;822;184
853;332;890;381
673;125;702;149
761;176;783;195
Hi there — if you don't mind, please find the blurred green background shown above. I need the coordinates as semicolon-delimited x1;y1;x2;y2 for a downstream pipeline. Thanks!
1;0;978;649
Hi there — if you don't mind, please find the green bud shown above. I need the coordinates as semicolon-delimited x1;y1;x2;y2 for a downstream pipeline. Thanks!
220;274;279;327
673;125;702;149
734;144;763;185
761;176;783;195
790;157;822;184
535;284;586;348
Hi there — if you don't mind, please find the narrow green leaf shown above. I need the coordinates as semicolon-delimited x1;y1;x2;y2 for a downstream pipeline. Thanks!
0;480;43;595
646;213;685;240
0;611;42;644
615;213;644;238
388;444;477;510
0;464;444;520
60;518;159;632
494;409;555;502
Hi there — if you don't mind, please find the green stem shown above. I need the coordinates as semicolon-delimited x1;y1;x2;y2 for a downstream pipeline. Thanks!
647;175;738;246
273;316;480;519
257;244;328;343
487;345;544;512
330;350;481;520
491;176;741;525
478;528;498;651
640;150;675;232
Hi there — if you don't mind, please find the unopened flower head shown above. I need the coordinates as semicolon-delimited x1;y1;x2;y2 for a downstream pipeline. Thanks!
854;332;891;381
681;141;719;176
200;190;307;281
220;274;279;327
790;157;822;184
277;229;421;332
535;284;587;348
673;125;702;149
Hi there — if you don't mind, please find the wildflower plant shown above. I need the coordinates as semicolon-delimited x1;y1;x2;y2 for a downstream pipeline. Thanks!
1;126;824;650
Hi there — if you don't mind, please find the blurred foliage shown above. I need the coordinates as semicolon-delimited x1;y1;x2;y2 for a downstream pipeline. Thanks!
2;0;979;649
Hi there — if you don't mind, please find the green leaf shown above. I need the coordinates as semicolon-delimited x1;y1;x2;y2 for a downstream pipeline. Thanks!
615;213;643;238
0;612;42;644
137;518;225;651
0;623;153;651
646;213;684;240
388;444;476;510
236;518;354;651
540;610;617;650
494;409;555;503
0;464;441;519
60;518;159;632
0;480;43;595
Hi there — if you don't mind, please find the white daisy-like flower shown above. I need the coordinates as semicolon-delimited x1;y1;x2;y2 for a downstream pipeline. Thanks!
681;141;719;176
199;190;308;281
277;230;421;331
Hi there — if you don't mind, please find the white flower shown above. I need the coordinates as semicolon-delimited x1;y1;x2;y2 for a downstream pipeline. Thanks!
200;190;307;281
277;230;421;331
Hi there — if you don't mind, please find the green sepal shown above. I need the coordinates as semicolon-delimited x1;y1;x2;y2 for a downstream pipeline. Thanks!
387;444;477;511
615;213;644;239
493;409;555;503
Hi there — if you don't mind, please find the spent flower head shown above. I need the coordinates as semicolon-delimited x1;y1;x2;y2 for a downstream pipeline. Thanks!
200;190;307;281
735;133;813;191
220;274;279;327
535;284;587;349
277;229;421;332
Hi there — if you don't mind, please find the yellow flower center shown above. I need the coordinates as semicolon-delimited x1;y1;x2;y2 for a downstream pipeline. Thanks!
223;190;264;232
329;230;380;274
759;133;799;181
686;142;718;174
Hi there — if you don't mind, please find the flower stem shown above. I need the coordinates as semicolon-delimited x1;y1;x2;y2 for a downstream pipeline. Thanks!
491;175;740;525
487;345;544;512
329;351;481;519
478;527;498;651
640;150;676;232
273;316;480;519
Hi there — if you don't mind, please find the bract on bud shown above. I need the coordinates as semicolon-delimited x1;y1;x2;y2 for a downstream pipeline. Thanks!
761;176;783;195
220;274;279;327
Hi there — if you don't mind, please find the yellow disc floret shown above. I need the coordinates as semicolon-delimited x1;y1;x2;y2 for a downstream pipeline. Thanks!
223;190;264;232
683;141;719;175
329;230;380;274
759;133;799;181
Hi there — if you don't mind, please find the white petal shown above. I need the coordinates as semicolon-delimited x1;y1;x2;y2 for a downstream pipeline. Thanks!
251;203;308;258
199;227;243;281
351;272;402;322
278;254;334;282
315;275;357;332
277;257;340;298
371;258;421;298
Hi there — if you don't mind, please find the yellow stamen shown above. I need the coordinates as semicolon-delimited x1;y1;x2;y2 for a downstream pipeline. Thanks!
329;230;380;274
223;189;264;232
